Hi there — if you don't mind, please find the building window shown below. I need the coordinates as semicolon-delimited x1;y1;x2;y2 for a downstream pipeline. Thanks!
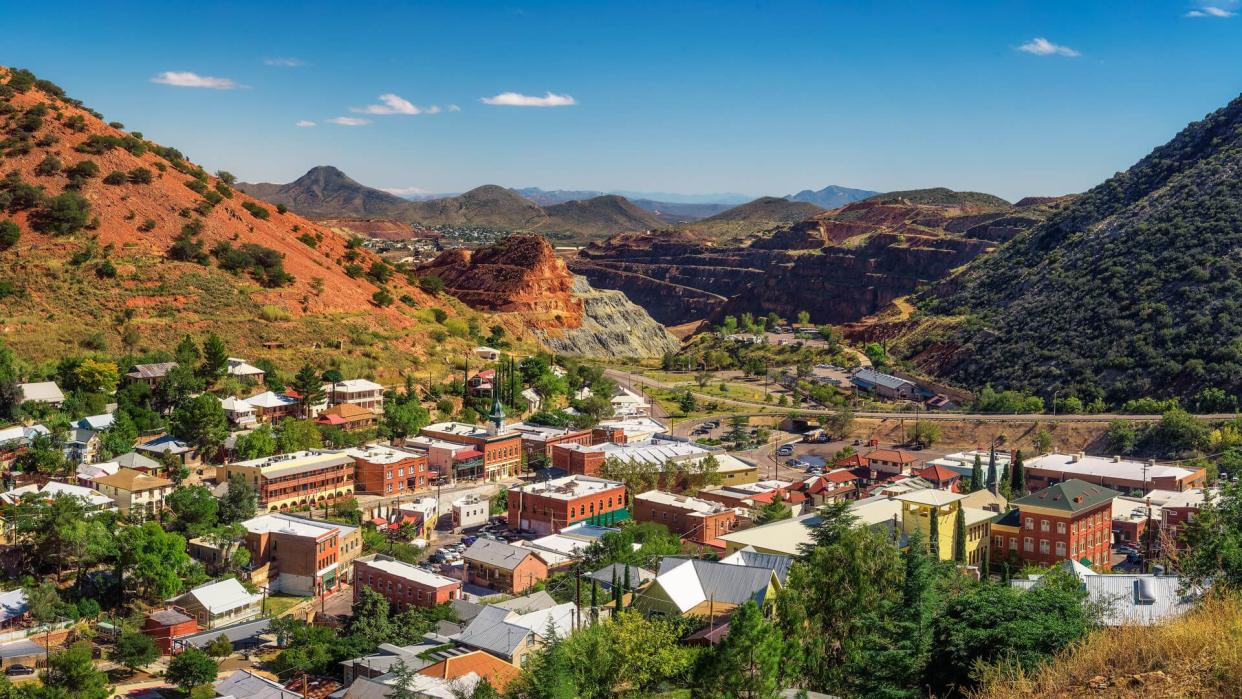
1039;539;1050;554
1025;517;1033;530
1009;537;1017;550
1040;520;1050;533
993;535;1002;548
1023;537;1033;552
1056;522;1066;534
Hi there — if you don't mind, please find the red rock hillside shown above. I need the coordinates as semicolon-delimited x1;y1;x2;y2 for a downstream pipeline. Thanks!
418;235;583;329
0;66;513;374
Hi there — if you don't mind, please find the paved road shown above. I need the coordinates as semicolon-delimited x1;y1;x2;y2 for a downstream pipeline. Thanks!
605;368;1237;425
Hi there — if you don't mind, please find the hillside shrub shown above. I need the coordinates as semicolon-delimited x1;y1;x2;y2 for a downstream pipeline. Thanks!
64;160;99;189
297;233;317;248
259;305;291;322
241;202;270;220
0;173;44;212
214;182;232;198
168;232;209;265
343;263;364;279
138;218;156;232
103;171;127;185
211;242;293;288
128;167;153;184
276;204;287;214
95;259;117;278
0;220;19;250
63;114;86;132
419;275;444;294
372;288;394;307
30;192;91;235
6;69;36;93
34;154;61;176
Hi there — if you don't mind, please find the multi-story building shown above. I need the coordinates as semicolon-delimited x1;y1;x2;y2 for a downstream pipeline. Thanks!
327;379;386;412
1157;488;1212;547
508;475;628;535
169;579;263;630
697;480;796;510
241;391;301;423
241;512;362;595
505;422;597;461
462;539;549;594
315;403;378;431
347;445;430;496
990;479;1119;571
452;495;490;530
91;468;174;520
125;362;178;388
894;489;994;567
218;450;355;511
864;449;920;480
354;554;461;610
418;422;522;482
404;435;485;483
552;439;758;488
632;490;738;548
1024;452;1207;494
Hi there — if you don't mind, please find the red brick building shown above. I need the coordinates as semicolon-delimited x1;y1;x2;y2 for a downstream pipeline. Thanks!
508;475;628;535
462;539;549;593
419;422;522;481
864;449;920;480
347;445;430;496
991;479;1119;571
354;554;461;610
508;422;600;461
632;490;737;548
142;607;199;654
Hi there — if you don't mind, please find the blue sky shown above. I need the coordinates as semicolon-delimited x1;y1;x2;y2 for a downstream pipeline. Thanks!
5;0;1241;201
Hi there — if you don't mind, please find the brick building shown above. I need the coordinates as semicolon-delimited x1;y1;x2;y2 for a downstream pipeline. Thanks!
142;607;199;654
632;490;738;548
354;554;461;610
462;539;549;593
241;513;362;595
418;422;522;481
506;422;599;461
864;449;920;480
218;450;355;511
991;479;1119;571
1024;453;1207;494
508;475;628;535
347;445;430;496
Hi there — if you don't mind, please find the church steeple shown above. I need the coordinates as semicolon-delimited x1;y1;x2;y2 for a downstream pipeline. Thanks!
488;385;506;435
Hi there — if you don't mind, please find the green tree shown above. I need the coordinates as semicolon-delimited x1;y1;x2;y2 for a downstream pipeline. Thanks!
205;634;234;659
953;505;967;563
907;421;940;448
155;364;203;411
43;641;110;699
290;364;326;419
969;453;983;492
30;192;92;235
381;398;430;442
166;485;220;537
1009;449;1026;497
170;393;228;455
101;410;138;458
277;418;323;452
755;494;792;525
199;333;228;380
702;600;782;698
166;647;219;692
109;631;158;673
1106;420;1139;455
928;506;941;559
233;423;276;461
175;334;200;365
117;521;191;600
677;390;697;414
218;473;258;524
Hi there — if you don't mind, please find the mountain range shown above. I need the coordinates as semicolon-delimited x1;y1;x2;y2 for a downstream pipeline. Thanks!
786;184;881;208
240;167;882;242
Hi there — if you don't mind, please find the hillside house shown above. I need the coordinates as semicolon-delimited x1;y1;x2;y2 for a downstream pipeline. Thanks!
462;539;549;594
125;362;177;388
169;579;263;629
92;468;174;520
18;381;65;407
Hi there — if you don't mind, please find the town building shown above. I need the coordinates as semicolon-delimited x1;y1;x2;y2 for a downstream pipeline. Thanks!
508;475;628;535
125;362;178;388
914;464;962;492
450;601;575;666
354;554;462;610
849;367;922;400
1154;488;1213;547
505;422;597;461
894;489;994;566
990;479;1120;571
17;381;65;407
0;480;116;513
924;450;1012;483
1011;560;1202;626
864;448;920;480
632;490;738;548
219;396;258;428
697;480;797;511
552;438;758;487
219;450;355;511
1024;452;1207;494
169;578;263;630
348;445;430;496
418;421;522;482
91;468;173;520
404;435;483;484
327;379;386;412
241;512;362;595
142;607;199;654
452;495;490;530
634;554;788;619
417;650;521;694
244;391;301;423
316;403;379;431
462;539;549;594
225;358;266;383
135;434;199;467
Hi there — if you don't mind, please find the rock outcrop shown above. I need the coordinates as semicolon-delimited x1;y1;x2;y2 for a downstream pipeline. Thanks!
419;235;677;358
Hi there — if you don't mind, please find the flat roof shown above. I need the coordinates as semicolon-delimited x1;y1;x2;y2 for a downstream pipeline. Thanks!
345;445;423;465
358;555;459;588
634;490;729;516
231;450;355;477
423;422;492;439
1026;453;1196;481
242;512;358;538
510;475;623;500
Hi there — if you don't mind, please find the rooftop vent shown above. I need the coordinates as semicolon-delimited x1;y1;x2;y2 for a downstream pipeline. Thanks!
1134;578;1158;605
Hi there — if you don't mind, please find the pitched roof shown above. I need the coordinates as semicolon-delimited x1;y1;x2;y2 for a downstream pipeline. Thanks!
463;539;539;571
93;467;172;492
0;589;28;624
18;381;64;404
866;448;918;464
417;650;520;692
127;362;178;379
451;602;575;657
651;558;776;613
77;414;115;431
915;464;960;483
1013;478;1120;513
135;434;192;455
585;563;655;588
214;670;301;699
719;547;793;584
318;402;374;420
175;578;262;615
245;391;299;409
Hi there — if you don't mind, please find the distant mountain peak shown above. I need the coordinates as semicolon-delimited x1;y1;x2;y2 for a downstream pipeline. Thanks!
786;184;880;209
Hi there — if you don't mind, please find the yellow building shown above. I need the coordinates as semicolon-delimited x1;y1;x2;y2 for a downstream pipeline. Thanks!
895;490;993;566
217;450;355;512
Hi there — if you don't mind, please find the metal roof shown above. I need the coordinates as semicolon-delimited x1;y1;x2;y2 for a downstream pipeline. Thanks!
462;539;538;571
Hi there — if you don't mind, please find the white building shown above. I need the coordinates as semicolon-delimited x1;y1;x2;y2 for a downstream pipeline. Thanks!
452;496;489;530
169;579;263;629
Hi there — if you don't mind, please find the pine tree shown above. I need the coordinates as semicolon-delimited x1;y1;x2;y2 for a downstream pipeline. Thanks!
1010;449;1026;497
970;453;983;492
612;569;622;610
706;600;783;698
985;445;998;494
174;334;199;366
928;506;941;559
199;333;228;380
981;539;991;580
290;364;326;418
622;564;631;593
953;505;967;563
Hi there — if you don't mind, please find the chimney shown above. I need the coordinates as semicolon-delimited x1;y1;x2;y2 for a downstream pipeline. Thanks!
1113;455;1122;462
1148;459;1156;467
1069;454;1079;464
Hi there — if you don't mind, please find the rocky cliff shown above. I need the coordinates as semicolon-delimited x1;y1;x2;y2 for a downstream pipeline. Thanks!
571;194;1069;326
419;235;677;358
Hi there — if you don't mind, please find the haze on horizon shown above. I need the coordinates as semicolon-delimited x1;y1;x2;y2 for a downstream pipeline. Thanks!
7;0;1241;202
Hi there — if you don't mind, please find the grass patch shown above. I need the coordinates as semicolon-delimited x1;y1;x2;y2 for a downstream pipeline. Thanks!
263;594;309;617
259;304;291;322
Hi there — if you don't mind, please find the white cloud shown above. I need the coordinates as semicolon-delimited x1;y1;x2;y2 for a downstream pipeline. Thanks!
151;71;238;89
295;120;316;127
352;93;422;115
381;186;430;196
1016;37;1081;57
1186;6;1235;16
265;57;305;67
328;116;370;126
425;105;442;114
448;104;461;112
480;91;576;107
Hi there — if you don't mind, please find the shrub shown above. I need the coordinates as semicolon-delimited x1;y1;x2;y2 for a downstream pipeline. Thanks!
344;263;364;278
184;179;208;195
64;160;99;189
30;192;91;235
297;233;317;248
367;261;391;284
241;201;270;219
63;114;87;132
16;110;43;133
108;121;124;129
211;242;293;288
419;275;444;294
168;232;209;265
103;171;127;185
399;294;416;306
6;69;36;93
276;204;288;214
259;305;291;321
0;220;19;250
34;154;62;176
128;167;153;184
0;173;44;212
138;218;156;232
372;288;394;307
214;182;232;198
96;259;117;278
215;171;236;185
431;308;448;323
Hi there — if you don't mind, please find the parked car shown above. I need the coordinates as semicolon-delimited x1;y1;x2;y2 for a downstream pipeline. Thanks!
462;536;478;546
5;665;33;677
776;445;794;456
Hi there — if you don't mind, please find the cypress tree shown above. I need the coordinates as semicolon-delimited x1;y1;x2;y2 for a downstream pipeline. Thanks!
953;505;967;563
1010;449;1026;497
622;564;631;593
612;569;622;610
928;507;941;559
970;454;982;492
986;445;998;494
